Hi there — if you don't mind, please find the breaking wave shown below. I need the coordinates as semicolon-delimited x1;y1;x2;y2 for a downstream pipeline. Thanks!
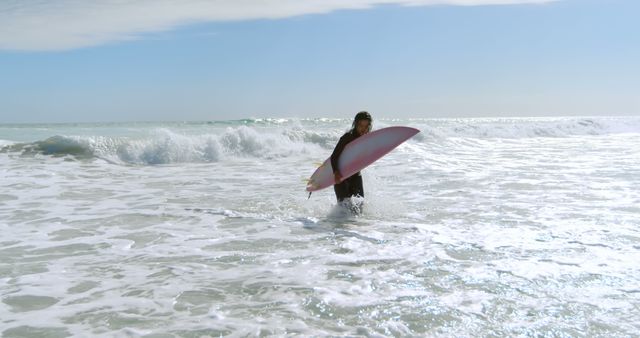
0;127;338;165
412;117;640;140
1;117;638;164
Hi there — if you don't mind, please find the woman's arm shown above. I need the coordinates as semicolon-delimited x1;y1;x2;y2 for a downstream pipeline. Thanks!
330;135;348;176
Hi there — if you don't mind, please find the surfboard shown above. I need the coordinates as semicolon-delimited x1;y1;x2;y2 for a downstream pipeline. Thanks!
306;126;420;192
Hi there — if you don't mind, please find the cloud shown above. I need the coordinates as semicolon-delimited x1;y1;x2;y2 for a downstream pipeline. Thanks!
0;0;557;51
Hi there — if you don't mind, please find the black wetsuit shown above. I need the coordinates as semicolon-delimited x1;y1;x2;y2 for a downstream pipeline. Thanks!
330;130;364;202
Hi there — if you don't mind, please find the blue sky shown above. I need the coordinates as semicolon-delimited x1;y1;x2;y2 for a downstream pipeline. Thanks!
0;0;638;123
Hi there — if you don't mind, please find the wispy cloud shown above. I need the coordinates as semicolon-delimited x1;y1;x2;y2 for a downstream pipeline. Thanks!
0;0;558;51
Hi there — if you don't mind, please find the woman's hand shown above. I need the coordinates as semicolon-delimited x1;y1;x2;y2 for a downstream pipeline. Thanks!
334;171;342;184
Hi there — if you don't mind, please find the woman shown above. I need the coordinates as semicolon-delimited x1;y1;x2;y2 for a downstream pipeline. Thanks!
330;111;372;203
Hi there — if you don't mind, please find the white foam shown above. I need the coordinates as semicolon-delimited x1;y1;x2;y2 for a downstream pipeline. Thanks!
1;126;336;164
0;139;15;147
1;117;639;336
413;116;640;140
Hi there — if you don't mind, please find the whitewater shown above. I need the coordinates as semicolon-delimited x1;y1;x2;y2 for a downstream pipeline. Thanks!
1;117;639;337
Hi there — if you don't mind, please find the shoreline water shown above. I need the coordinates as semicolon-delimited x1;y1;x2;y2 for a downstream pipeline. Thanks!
1;116;639;336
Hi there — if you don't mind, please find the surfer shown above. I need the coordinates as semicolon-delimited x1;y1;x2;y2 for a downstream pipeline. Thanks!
331;111;372;203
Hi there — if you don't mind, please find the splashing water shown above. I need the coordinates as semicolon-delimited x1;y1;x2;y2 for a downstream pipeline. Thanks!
1;117;639;336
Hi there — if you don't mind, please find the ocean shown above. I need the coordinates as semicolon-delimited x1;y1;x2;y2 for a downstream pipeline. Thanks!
1;117;639;337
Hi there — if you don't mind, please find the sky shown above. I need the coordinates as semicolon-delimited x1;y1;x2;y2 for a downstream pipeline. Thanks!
0;0;639;123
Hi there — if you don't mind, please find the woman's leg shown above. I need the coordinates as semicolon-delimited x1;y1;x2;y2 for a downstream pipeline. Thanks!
334;180;350;202
350;174;364;198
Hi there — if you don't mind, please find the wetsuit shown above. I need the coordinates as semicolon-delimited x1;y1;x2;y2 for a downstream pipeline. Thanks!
330;130;364;202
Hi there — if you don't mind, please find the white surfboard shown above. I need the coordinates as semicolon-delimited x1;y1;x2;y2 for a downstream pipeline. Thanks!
306;126;420;192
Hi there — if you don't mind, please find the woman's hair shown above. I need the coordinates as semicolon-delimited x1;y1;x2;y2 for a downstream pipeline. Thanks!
351;111;373;133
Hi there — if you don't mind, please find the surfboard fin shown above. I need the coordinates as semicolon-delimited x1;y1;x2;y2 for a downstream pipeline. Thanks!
307;191;312;199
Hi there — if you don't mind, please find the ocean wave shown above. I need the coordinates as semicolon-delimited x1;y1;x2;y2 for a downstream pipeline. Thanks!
2;117;638;163
0;127;337;164
411;117;640;140
0;139;15;147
